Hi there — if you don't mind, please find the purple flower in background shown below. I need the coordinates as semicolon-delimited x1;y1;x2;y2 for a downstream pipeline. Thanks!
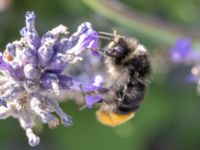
170;37;192;63
0;11;99;147
170;37;200;64
171;37;200;95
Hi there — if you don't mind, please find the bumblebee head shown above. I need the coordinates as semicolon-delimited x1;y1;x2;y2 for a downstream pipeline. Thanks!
105;36;129;59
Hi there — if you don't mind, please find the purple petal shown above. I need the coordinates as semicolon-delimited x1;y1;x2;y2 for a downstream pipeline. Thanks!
0;54;11;70
67;22;99;55
19;48;37;65
57;75;73;89
6;43;16;57
91;49;100;56
188;51;200;63
41;25;68;46
44;53;66;73
40;73;58;90
9;66;25;81
38;44;54;66
0;54;25;80
20;11;40;48
53;38;69;53
39;27;68;66
85;94;101;108
82;75;104;108
186;73;198;83
40;34;56;45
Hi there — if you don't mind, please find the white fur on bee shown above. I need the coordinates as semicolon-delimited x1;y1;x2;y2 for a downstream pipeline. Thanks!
105;58;130;86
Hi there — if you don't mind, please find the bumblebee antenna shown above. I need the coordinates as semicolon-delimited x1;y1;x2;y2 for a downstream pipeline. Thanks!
99;31;115;36
99;30;118;36
91;35;117;44
79;84;86;96
91;35;112;41
90;35;117;44
99;31;118;44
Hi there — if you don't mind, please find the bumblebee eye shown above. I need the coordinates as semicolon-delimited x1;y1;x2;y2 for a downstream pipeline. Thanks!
104;45;126;58
114;45;124;54
109;45;125;58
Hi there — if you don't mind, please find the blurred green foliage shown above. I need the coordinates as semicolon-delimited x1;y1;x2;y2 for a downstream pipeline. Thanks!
0;0;200;150
122;0;200;25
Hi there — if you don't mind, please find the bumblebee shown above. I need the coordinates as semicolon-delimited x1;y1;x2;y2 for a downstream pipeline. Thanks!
90;31;151;127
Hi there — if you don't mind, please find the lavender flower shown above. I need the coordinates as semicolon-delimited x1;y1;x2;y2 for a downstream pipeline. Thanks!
82;75;104;108
170;37;200;64
171;37;200;94
0;11;100;147
66;22;99;56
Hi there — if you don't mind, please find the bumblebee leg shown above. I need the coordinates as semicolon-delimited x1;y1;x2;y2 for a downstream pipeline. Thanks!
79;84;86;96
117;85;128;102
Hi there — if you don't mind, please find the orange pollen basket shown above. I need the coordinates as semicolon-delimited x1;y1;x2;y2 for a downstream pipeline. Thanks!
96;110;135;127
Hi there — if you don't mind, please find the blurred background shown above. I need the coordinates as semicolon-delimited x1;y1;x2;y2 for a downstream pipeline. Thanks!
0;0;200;150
